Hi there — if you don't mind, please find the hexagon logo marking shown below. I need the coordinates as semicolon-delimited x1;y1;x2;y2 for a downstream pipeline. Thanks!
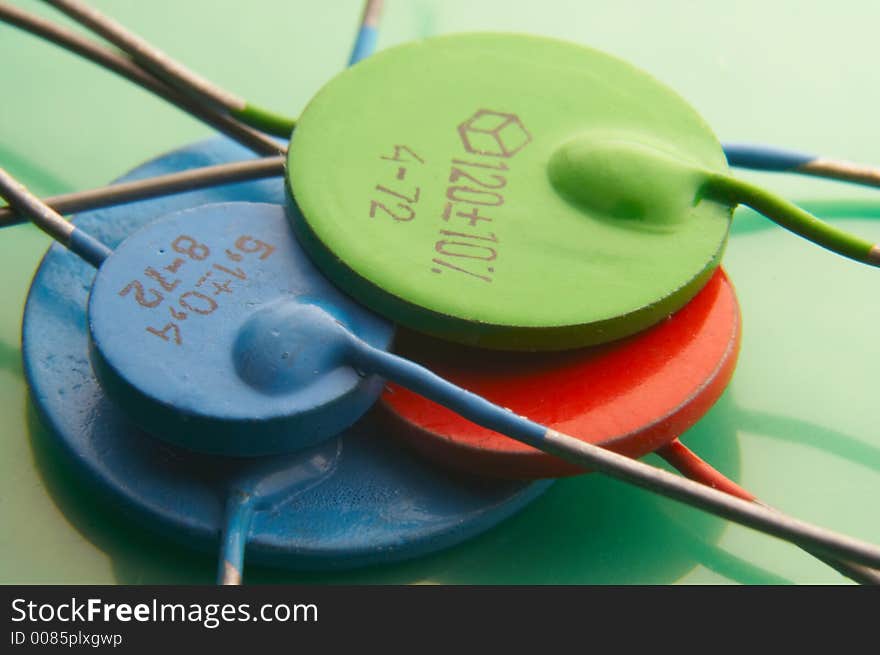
457;109;532;158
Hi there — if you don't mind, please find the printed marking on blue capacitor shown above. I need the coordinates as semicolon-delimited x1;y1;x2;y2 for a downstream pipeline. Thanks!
87;202;394;456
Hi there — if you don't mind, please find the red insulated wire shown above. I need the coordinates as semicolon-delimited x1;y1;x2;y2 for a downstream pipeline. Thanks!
656;439;755;502
657;438;880;584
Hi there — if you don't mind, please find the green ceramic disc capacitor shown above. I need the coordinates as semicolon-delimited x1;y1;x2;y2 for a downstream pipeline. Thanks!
287;33;733;350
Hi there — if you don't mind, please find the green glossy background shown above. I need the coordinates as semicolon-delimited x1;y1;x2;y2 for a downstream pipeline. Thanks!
1;0;879;584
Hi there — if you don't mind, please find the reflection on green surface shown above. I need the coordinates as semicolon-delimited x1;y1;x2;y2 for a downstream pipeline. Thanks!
20;210;880;584
0;338;22;376
27;391;747;584
21;358;796;586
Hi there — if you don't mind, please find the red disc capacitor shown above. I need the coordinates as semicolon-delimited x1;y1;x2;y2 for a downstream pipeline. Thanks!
378;268;741;479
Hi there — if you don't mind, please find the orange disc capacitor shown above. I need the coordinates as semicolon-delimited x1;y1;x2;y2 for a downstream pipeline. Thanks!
378;268;741;478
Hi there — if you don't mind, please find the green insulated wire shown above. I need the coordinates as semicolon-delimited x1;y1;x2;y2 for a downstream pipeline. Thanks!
43;0;297;138
704;174;880;267
233;105;297;140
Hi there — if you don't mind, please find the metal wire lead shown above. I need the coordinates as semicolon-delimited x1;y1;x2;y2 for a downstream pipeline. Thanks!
350;339;880;572
724;143;880;189
0;156;285;228
349;0;384;65
0;168;111;267
0;2;284;156
42;0;297;137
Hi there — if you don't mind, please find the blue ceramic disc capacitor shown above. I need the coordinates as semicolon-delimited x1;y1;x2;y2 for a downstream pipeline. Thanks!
88;202;394;456
23;138;551;571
